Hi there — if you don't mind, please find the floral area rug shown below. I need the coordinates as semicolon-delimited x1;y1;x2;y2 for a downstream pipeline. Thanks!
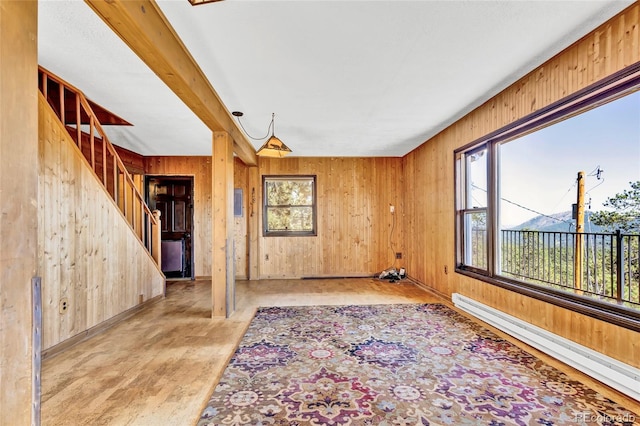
197;304;638;425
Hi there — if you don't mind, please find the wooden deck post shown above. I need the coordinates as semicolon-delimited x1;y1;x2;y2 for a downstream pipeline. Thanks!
212;132;235;317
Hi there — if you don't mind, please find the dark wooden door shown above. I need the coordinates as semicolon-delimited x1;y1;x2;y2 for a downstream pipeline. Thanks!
146;177;194;278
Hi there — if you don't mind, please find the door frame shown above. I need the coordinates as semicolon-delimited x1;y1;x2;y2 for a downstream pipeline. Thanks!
145;175;195;280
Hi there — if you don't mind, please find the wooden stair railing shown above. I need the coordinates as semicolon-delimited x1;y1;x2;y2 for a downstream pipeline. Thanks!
38;66;161;268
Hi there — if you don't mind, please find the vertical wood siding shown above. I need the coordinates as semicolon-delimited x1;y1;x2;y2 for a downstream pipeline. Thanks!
144;156;213;277
257;157;404;278
143;156;250;280
38;96;165;350
234;159;250;279
402;4;640;367
144;156;405;280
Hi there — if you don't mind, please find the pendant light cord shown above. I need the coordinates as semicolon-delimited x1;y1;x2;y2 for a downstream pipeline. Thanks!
235;112;275;141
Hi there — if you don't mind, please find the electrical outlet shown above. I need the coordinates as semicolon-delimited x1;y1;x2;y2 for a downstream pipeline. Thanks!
265;254;269;261
396;252;402;259
390;205;395;213
59;297;69;314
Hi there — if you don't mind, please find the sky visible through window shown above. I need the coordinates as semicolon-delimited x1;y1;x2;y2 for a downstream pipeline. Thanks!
499;90;640;229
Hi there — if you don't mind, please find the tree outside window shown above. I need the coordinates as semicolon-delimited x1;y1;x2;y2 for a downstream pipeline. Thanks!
263;175;317;236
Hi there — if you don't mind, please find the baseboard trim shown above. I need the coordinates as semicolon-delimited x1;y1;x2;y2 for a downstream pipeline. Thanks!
302;274;375;280
452;292;640;402
405;276;450;301
42;294;164;360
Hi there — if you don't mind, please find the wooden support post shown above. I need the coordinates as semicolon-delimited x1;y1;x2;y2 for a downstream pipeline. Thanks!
212;132;235;317
248;166;260;280
0;1;38;423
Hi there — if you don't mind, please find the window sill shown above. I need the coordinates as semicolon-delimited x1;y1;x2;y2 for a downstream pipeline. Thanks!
456;267;640;333
263;231;317;237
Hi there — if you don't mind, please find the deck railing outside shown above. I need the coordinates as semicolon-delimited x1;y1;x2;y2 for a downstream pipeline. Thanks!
38;66;161;266
500;229;640;309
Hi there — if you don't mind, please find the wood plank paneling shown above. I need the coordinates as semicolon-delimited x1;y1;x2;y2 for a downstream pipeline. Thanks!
402;4;640;368
257;157;404;279
0;2;38;423
38;96;165;350
144;156;213;277
234;159;250;279
143;157;252;280
114;144;145;175
248;167;260;280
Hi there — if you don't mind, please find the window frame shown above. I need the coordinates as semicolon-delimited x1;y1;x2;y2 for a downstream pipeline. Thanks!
456;145;491;274
262;174;317;237
454;62;640;332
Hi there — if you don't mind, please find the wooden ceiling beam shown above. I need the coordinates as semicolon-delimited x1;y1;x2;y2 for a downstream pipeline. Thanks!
85;0;257;166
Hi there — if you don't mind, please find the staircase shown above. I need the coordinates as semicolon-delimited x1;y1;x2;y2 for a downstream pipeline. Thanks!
38;66;161;267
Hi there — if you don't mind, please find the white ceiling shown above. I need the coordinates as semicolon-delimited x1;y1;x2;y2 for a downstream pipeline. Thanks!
38;1;634;157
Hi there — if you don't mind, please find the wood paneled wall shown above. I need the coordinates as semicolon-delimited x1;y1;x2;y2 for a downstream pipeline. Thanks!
145;156;213;277
114;144;145;175
144;156;251;280
402;4;640;367
38;96;165;350
0;2;38;423
142;156;402;280
234;159;250;279
257;157;404;278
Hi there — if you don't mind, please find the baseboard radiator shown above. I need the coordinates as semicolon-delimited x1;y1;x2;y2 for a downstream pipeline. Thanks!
452;293;640;401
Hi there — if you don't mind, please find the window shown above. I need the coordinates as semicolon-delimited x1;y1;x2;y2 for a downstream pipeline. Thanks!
263;175;317;236
455;63;640;330
457;146;489;272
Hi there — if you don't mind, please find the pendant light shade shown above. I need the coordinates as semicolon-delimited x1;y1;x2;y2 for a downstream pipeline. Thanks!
233;111;292;158
256;135;292;158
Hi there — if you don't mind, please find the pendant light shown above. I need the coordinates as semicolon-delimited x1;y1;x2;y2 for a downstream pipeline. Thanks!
232;111;292;158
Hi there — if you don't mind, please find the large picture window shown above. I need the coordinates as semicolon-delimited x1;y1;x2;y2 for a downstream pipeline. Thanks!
455;63;640;330
263;175;317;236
